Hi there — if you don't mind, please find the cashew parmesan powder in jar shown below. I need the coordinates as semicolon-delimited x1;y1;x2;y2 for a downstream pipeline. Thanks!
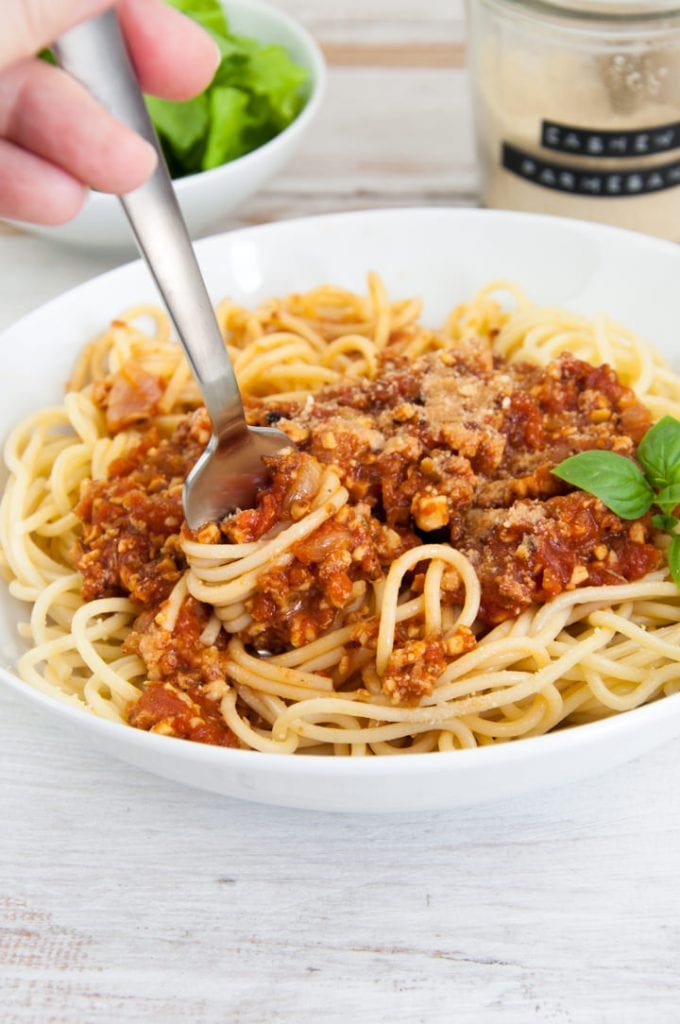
466;0;680;238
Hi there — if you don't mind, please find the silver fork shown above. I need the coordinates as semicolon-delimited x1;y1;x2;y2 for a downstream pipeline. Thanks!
54;10;291;530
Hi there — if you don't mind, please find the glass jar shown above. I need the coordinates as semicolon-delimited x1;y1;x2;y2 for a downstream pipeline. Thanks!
465;0;680;239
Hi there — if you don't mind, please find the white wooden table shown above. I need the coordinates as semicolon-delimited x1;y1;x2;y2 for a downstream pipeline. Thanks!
1;3;679;1021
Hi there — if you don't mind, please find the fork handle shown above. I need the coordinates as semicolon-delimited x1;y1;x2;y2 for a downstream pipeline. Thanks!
54;10;247;439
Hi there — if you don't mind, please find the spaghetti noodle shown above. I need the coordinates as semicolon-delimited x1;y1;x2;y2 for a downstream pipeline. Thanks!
3;276;680;756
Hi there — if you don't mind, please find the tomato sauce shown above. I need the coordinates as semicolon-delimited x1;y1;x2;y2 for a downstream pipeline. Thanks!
77;335;662;722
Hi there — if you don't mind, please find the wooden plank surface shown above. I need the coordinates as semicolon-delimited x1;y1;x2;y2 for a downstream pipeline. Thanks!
1;2;680;1021
2;692;680;1024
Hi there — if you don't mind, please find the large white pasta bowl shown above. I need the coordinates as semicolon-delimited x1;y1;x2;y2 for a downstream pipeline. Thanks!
1;208;680;813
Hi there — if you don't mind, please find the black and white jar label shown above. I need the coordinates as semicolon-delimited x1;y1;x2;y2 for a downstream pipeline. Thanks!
502;118;680;198
540;120;680;159
503;134;680;198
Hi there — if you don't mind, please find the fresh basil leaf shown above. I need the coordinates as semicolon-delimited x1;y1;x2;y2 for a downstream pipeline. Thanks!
668;535;680;587
655;482;680;516
552;450;654;519
636;416;680;489
652;513;679;531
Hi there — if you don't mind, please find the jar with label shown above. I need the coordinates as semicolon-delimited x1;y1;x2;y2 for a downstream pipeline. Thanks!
465;0;680;239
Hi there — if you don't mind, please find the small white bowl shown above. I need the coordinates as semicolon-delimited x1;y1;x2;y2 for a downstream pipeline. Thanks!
14;0;326;253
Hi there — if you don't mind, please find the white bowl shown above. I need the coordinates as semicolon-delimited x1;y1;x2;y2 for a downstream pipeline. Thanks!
2;208;680;813
10;0;326;253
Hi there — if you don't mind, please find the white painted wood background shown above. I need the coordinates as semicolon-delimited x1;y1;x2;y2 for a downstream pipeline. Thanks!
1;2;680;1021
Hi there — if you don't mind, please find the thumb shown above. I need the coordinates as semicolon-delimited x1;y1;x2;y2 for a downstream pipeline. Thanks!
1;0;116;69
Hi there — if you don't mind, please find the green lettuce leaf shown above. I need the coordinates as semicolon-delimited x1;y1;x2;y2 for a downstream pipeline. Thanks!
164;0;229;36
202;86;250;168
40;0;310;179
150;0;309;178
146;94;210;162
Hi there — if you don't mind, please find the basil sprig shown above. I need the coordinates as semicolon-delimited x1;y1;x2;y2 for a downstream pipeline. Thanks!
552;415;680;586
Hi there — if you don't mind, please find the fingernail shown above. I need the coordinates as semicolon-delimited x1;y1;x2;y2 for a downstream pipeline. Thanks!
124;137;158;193
139;138;158;177
209;39;222;75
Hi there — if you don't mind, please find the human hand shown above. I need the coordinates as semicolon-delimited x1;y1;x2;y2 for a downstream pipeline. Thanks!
0;0;220;224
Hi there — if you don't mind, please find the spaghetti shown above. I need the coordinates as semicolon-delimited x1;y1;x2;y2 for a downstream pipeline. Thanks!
3;275;680;756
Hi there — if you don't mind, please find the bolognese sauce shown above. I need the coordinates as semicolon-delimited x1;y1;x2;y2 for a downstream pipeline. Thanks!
76;332;661;739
